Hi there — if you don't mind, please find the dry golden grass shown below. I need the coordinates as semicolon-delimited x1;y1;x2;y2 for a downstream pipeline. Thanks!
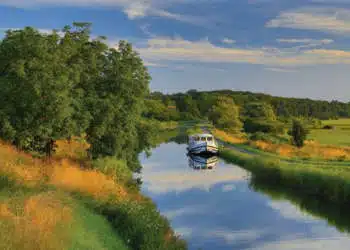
211;128;350;160
49;159;127;201
213;129;247;144
250;140;350;160
0;140;127;201
0;192;72;250
55;137;89;160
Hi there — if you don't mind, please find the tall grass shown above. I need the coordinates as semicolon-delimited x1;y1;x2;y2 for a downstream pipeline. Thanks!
0;190;129;250
221;148;350;207
0;139;187;250
212;128;350;161
212;129;246;144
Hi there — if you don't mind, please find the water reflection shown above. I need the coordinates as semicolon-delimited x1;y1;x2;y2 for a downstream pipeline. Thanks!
250;175;350;234
188;154;219;170
139;142;350;250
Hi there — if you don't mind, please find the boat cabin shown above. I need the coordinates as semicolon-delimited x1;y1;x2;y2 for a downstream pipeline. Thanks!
188;133;219;155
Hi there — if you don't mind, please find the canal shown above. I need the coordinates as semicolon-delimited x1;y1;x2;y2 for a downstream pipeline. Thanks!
139;142;350;250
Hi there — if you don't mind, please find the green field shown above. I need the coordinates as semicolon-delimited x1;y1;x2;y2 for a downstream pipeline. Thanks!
309;119;350;146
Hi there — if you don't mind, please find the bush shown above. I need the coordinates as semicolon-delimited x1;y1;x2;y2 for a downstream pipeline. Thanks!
92;158;132;184
100;200;187;250
249;132;289;144
244;119;284;134
290;120;309;148
249;132;271;142
323;125;335;130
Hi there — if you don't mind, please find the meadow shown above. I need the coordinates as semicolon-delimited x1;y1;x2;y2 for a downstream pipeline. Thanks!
309;119;350;146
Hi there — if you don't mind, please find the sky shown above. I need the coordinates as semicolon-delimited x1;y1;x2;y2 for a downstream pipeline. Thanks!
1;0;350;101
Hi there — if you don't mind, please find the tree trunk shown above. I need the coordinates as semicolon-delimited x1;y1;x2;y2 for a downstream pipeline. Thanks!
45;139;55;158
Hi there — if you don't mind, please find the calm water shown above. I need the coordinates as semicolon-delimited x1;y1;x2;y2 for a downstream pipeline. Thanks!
139;142;350;250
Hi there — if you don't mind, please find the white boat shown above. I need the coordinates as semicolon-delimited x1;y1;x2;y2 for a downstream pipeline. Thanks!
187;133;219;155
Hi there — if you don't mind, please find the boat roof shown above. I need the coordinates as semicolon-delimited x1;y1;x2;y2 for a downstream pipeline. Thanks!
189;133;213;138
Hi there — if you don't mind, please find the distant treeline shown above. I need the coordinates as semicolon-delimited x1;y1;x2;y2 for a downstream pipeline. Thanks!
146;90;350;121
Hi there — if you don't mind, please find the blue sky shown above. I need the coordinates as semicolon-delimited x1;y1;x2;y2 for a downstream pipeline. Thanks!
1;0;350;101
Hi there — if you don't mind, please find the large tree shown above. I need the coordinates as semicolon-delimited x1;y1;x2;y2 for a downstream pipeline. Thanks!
0;24;151;169
243;102;277;121
209;96;242;133
0;27;75;155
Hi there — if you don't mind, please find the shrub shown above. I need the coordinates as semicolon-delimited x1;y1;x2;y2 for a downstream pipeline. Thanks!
290;120;309;148
323;125;335;130
92;158;132;184
244;119;284;134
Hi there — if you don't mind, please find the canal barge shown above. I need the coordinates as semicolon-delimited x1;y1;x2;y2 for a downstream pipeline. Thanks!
187;133;219;155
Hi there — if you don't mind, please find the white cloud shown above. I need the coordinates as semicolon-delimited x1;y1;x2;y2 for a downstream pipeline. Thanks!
143;61;168;67
210;230;263;244
277;38;334;45
142;168;248;194
266;7;350;34
141;156;249;194
265;67;298;73
135;36;350;67
0;0;205;24
222;184;236;192
222;38;236;44
163;205;207;220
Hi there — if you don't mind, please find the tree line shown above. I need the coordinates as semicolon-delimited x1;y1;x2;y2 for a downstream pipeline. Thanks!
146;89;350;121
0;23;151;171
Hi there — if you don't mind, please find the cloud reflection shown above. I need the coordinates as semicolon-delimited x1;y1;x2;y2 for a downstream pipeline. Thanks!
141;162;249;194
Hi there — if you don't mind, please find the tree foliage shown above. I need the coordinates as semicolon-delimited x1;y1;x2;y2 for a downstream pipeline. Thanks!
243;102;277;121
290;120;309;148
209;96;242;133
0;24;151;169
166;90;350;120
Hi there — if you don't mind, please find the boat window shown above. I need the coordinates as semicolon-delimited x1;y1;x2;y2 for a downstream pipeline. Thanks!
194;137;200;141
201;137;206;141
207;137;213;141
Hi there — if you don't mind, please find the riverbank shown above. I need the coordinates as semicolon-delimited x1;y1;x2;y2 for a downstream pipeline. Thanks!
218;140;350;226
211;128;350;165
0;138;187;250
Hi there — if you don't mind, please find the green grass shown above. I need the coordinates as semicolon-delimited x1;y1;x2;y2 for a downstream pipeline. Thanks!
309;119;350;146
309;129;350;146
0;189;129;250
220;148;350;202
220;146;350;233
0;138;188;250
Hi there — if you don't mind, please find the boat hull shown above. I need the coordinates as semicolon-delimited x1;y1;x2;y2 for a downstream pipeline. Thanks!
187;144;218;155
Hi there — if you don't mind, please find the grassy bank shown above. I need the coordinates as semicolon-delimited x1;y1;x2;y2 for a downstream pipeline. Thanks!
220;149;350;219
211;128;350;164
0;138;187;250
250;174;350;233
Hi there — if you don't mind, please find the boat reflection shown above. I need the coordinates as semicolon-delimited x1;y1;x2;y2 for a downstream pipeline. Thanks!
188;153;219;170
